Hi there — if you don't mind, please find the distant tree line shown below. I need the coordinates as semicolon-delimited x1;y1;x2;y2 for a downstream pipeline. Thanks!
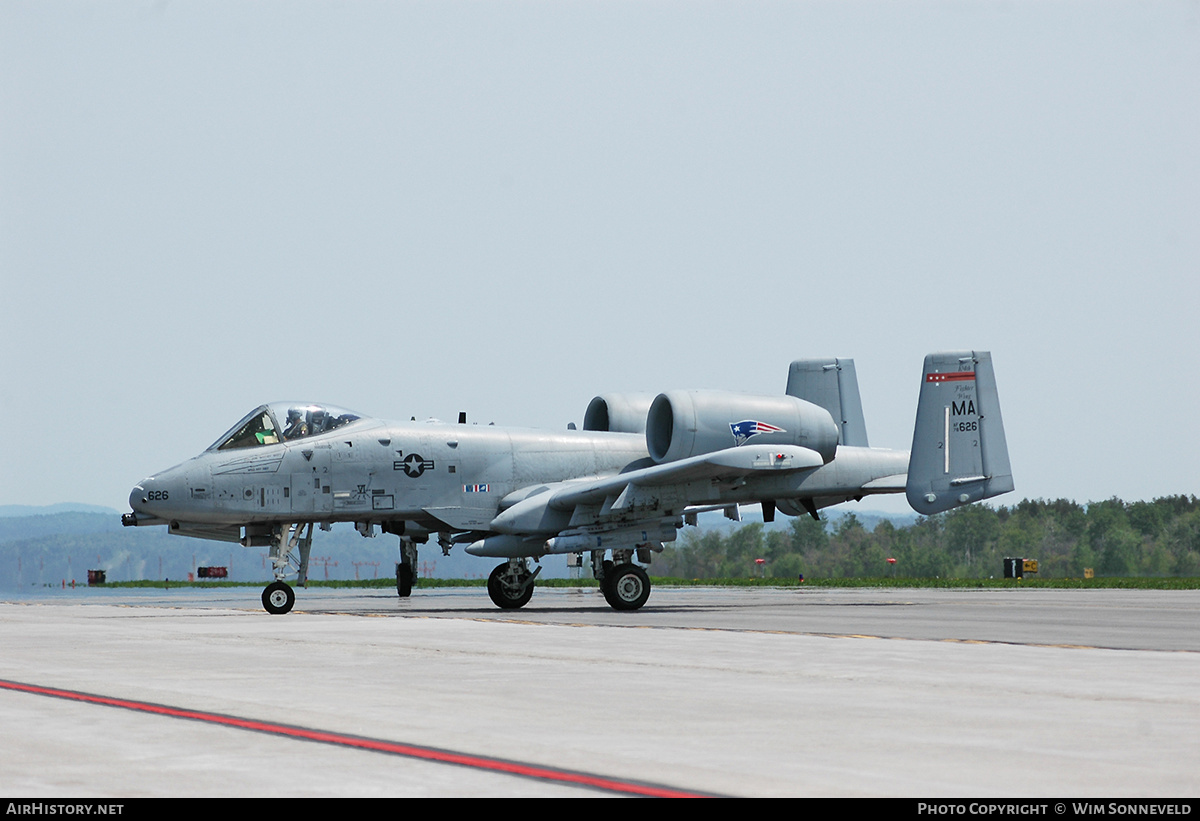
655;496;1200;580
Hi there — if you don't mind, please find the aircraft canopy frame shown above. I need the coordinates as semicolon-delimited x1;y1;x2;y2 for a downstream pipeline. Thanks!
208;402;363;451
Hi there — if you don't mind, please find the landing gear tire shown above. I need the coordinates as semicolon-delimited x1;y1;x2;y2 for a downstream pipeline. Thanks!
487;563;535;609
598;558;618;607
262;581;295;615
601;572;618;608
606;563;650;611
396;563;413;598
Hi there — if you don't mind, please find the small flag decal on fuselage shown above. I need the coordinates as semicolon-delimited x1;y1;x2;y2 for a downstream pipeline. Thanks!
730;420;785;446
463;484;490;493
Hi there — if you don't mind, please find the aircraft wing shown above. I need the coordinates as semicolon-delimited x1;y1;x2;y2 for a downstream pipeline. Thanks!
490;444;825;534
550;444;824;509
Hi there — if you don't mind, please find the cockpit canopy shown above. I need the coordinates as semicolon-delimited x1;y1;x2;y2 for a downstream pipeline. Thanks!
209;402;363;451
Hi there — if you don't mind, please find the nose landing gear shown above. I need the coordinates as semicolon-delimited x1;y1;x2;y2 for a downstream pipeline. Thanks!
258;522;313;614
262;581;295;614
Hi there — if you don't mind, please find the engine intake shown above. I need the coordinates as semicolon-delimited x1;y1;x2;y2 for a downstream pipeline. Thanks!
583;393;656;434
646;390;839;465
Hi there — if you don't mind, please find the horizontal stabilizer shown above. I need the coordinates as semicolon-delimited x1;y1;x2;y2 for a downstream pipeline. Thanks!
862;474;907;492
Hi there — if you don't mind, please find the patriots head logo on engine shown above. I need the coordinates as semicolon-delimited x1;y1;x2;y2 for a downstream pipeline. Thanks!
729;420;785;446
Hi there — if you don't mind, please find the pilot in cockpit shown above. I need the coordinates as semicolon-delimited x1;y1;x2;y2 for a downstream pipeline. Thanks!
283;408;309;440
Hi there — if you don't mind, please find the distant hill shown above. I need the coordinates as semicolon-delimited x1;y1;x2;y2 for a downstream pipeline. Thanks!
0;508;545;588
0;504;918;590
0;503;121;518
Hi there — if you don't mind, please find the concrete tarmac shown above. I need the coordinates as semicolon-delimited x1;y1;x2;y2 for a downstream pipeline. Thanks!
1;584;1198;797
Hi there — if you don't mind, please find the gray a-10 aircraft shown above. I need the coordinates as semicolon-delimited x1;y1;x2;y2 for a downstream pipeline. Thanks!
123;351;1012;614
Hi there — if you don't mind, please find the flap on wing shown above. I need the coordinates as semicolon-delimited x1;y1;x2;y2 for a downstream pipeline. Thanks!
549;444;824;511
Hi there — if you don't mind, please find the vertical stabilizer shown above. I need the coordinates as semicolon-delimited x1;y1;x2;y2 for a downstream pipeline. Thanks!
785;358;869;447
906;351;1013;515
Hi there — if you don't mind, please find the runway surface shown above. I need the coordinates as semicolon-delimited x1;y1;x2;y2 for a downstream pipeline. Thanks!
2;584;1198;797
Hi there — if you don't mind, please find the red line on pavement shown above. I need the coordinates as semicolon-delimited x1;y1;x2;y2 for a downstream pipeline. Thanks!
1;678;708;798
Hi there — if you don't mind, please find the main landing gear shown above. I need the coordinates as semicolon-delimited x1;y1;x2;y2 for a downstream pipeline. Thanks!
601;562;651;611
483;551;654;611
487;559;540;609
395;535;419;598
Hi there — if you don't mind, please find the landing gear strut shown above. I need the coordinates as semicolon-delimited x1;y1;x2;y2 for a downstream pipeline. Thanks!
487;559;539;609
259;522;313;614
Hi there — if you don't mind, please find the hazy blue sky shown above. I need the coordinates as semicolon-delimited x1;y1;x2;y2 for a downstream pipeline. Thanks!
2;1;1197;514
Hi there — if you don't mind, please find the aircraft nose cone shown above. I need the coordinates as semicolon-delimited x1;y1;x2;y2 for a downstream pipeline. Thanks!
127;462;203;520
129;481;149;512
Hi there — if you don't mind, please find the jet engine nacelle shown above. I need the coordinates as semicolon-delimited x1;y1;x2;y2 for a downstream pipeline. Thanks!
583;393;657;434
645;390;840;465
